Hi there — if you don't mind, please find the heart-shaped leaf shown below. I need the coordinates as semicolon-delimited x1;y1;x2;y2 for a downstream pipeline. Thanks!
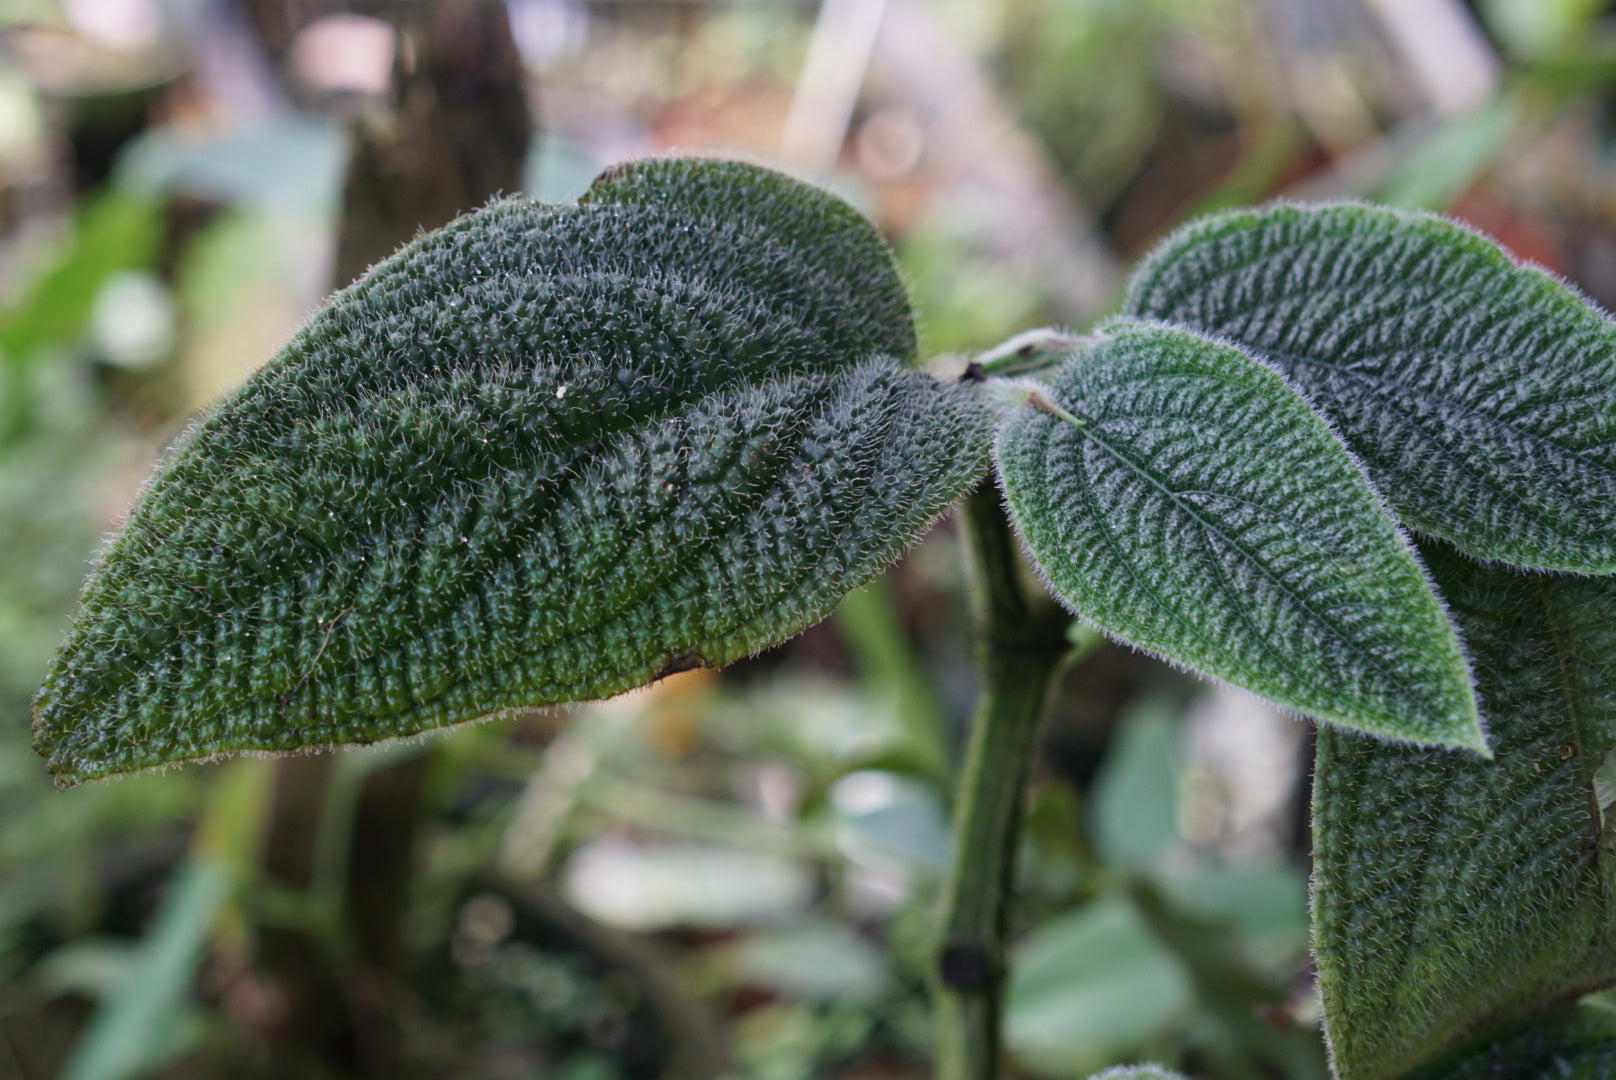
1401;1007;1616;1080
1125;202;1616;574
996;319;1480;749
1313;545;1616;1080
33;158;993;787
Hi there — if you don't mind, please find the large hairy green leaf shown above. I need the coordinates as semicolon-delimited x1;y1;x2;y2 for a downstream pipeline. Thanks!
1402;1006;1616;1080
1125;202;1616;573
579;156;914;356
996;319;1480;748
33;158;992;787
1313;546;1616;1080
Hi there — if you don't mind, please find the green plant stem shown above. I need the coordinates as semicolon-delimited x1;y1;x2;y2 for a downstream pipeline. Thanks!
934;482;1071;1080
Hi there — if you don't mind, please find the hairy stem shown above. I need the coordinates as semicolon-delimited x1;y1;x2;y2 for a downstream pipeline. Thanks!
933;481;1070;1080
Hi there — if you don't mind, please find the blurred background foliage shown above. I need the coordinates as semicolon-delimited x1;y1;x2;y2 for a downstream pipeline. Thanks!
2;1;1616;1077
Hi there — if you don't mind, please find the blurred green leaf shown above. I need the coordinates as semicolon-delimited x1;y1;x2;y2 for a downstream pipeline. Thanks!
1084;1067;1190;1080
36;939;141;999
116;117;344;215
1130;879;1328;1079
57;859;227;1080
1002;0;1164;209
171;211;299;412
717;920;889;1005
1089;698;1180;870
1374;99;1517;211
1006;894;1192;1078
34;757;267;1079
0;189;162;438
730;1000;878;1080
0;190;162;367
1185;117;1307;219
1481;0;1605;60
1156;861;1308;945
833;578;950;783
898;215;1047;355
524;137;604;206
831;770;952;874
562;839;812;931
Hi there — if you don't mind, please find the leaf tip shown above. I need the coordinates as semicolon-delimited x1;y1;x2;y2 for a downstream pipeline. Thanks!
1452;726;1493;759
1416;696;1490;757
1443;678;1491;758
1400;696;1489;758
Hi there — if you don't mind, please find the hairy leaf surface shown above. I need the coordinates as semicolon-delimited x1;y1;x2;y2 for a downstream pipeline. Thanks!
33;158;992;786
1084;1068;1190;1080
1126;202;1616;573
579;156;913;361
996;320;1479;748
1403;1007;1616;1080
1313;546;1616;1080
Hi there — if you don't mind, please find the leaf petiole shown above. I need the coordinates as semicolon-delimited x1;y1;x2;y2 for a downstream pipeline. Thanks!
973;327;1092;377
965;370;1088;430
1026;389;1087;429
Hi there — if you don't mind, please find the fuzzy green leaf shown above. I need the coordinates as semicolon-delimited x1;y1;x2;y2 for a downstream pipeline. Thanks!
1125;202;1616;573
579;156;914;365
1084;1068;1191;1080
996;319;1480;748
1402;1007;1616;1080
1313;546;1616;1080
33;158;992;787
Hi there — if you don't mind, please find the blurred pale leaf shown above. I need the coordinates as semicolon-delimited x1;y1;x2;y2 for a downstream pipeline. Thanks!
563;839;812;931
0;190;162;368
117;117;344;215
1006;894;1192;1078
718;920;889;1005
1090;697;1180;869
1085;1068;1190;1080
57;859;227;1080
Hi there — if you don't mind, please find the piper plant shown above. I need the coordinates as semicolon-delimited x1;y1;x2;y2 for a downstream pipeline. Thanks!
32;157;1616;1080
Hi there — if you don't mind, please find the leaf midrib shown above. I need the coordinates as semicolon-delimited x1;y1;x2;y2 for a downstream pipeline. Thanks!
1045;374;1425;709
61;369;942;773
51;261;861;672
1256;342;1610;461
53;366;905;757
1260;348;1615;543
278;385;917;746
1133;233;1616;465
